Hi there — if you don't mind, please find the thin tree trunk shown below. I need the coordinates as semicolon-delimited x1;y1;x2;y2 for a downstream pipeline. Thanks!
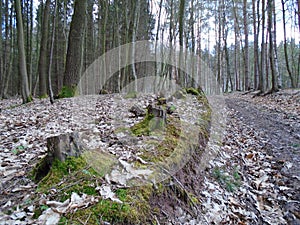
259;0;266;92
178;0;185;86
38;0;50;97
48;0;58;104
252;0;259;90
131;0;141;92
15;0;31;103
268;0;277;92
272;2;281;88
281;0;296;88
0;0;3;95
243;0;249;90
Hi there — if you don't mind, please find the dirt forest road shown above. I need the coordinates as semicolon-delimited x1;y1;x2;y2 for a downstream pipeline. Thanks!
224;91;300;224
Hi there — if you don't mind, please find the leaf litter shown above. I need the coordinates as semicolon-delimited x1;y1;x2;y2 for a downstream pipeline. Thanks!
0;90;299;224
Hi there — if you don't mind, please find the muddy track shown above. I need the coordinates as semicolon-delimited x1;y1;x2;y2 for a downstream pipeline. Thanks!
226;97;300;223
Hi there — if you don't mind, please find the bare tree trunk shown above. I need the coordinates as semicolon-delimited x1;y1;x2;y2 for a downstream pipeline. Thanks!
281;0;296;88
0;0;3;95
48;0;58;104
243;0;249;90
15;0;31;103
268;0;278;92
252;0;259;90
259;0;266;92
178;0;185;86
62;0;87;97
38;0;50;97
131;0;141;93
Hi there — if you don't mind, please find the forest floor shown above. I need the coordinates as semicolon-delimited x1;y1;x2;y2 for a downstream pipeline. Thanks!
196;89;300;224
0;89;299;224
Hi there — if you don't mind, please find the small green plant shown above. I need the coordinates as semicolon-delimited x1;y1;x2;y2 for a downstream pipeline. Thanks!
11;145;25;155
212;167;241;192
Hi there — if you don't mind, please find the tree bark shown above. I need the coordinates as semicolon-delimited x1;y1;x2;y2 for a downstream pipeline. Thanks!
15;0;31;103
48;0;58;104
243;0;249;90
281;0;296;88
259;0;266;92
131;0;141;93
62;0;87;97
178;0;185;86
252;0;259;90
38;0;50;97
267;0;278;92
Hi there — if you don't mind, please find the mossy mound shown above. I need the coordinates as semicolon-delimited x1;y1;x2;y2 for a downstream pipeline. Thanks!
124;91;138;99
58;85;77;98
31;92;212;224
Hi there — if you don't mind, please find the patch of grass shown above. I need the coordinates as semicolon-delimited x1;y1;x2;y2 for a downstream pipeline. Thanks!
212;167;241;192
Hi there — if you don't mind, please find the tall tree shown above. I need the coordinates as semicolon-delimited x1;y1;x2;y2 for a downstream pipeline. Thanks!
15;0;31;103
0;0;3;91
243;0;249;90
252;0;259;90
281;0;296;88
48;0;58;104
61;0;87;97
37;0;50;97
259;0;266;92
131;0;141;92
267;0;278;92
178;0;186;86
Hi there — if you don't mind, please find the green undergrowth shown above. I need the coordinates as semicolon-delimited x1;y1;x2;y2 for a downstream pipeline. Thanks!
58;85;77;98
33;155;154;224
137;117;181;163
212;166;241;192
60;185;154;224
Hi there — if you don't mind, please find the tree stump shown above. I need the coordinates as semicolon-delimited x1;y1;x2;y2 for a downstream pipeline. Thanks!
32;132;84;182
147;104;167;128
129;104;146;117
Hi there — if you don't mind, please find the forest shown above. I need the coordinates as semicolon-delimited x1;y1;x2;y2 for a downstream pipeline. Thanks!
0;0;300;224
0;0;299;102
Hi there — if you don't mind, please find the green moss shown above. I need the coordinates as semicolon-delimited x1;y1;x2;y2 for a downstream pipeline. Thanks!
58;85;77;98
37;156;95;194
60;185;153;224
131;113;155;136
185;87;200;96
39;94;48;99
124;91;138;99
138;117;180;163
82;150;117;176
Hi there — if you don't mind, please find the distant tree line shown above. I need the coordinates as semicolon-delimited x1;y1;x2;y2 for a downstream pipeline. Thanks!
0;0;299;103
